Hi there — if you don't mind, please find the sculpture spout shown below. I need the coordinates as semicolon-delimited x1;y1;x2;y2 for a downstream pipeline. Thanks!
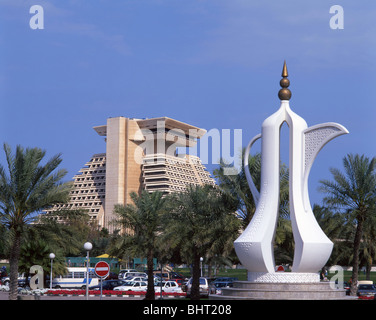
291;122;349;272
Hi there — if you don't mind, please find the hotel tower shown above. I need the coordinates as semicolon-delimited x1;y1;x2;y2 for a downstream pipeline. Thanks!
44;116;215;232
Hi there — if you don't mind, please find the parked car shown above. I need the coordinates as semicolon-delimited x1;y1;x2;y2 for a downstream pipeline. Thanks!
113;281;148;292
104;272;118;280
173;278;185;287
89;279;127;290
2;273;30;288
213;277;238;283
118;269;138;279
118;271;147;280
153;271;187;281
169;272;186;280
123;276;148;283
0;277;9;286
153;270;170;280
154;280;183;293
357;284;376;299
186;277;215;297
18;276;31;288
213;281;233;295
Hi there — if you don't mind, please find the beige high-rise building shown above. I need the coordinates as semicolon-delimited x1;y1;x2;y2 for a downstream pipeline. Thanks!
45;116;215;232
43;153;106;226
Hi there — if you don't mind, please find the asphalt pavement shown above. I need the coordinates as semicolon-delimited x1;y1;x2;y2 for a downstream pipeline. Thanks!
0;291;144;300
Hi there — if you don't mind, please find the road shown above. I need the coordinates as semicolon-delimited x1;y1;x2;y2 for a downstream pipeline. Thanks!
0;291;144;300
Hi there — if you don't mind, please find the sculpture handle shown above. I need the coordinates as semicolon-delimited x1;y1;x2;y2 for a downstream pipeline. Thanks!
244;133;261;206
302;122;349;211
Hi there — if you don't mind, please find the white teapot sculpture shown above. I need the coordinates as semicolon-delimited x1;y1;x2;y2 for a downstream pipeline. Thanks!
234;62;348;281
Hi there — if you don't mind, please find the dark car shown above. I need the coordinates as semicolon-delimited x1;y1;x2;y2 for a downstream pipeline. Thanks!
213;281;233;295
89;279;127;290
104;272;118;280
357;284;376;299
18;277;31;288
213;277;238;283
173;279;185;287
169;272;186;280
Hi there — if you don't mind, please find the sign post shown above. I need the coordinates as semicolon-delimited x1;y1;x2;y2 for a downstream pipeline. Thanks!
94;261;110;300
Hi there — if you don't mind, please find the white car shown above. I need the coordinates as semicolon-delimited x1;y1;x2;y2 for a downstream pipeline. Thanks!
118;269;137;275
118;271;147;279
123;276;148;283
154;280;183;293
113;281;147;292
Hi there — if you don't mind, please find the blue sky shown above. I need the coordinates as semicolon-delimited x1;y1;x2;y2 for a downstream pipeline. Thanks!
1;0;375;206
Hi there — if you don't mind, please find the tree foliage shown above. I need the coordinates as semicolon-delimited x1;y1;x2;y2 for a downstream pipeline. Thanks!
319;153;376;295
110;191;168;300
163;184;241;300
0;144;71;299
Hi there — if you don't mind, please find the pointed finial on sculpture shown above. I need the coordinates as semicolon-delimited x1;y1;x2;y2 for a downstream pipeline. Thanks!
278;60;291;101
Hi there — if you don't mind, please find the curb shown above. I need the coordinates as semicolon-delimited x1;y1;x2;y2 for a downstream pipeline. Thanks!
43;293;186;299
43;294;184;299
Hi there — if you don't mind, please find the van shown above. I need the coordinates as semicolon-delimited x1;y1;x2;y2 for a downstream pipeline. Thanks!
51;267;99;289
118;269;137;279
186;277;214;297
153;270;170;280
119;271;147;280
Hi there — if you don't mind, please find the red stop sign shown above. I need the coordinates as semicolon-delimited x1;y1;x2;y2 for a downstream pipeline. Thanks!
276;265;285;272
95;261;110;278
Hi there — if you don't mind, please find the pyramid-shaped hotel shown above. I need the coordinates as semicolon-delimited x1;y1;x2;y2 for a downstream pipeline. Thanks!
44;116;215;232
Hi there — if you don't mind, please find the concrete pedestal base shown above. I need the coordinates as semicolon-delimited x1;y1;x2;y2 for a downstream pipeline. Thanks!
210;281;353;300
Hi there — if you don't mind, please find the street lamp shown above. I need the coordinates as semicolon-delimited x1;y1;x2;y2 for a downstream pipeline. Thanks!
200;257;204;277
49;253;55;290
84;242;92;300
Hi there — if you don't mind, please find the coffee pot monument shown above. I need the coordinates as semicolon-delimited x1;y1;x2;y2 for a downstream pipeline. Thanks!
213;62;350;299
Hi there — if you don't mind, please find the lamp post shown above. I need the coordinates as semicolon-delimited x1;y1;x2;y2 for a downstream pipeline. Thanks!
200;257;203;277
159;262;163;300
84;242;92;300
49;253;55;290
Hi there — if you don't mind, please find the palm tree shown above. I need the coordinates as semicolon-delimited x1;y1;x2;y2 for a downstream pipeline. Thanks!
33;210;89;257
274;217;294;266
319;153;376;296
18;235;67;286
213;153;262;226
359;214;376;280
0;144;71;300
164;184;241;300
0;224;9;260
111;190;168;300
